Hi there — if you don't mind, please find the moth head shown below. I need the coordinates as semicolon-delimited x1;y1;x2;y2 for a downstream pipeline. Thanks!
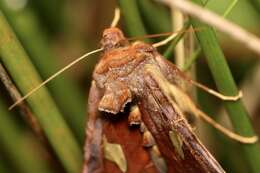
101;27;129;51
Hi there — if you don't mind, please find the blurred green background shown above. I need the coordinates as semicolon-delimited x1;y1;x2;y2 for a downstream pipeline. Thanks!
0;0;260;173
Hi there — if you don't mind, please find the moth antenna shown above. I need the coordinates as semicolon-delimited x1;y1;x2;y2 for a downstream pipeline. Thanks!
110;7;121;27
153;33;179;48
128;32;173;40
152;27;197;47
146;64;258;144
9;48;103;110
128;27;203;41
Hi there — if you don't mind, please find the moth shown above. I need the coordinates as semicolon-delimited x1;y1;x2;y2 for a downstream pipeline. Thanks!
9;8;257;173
82;23;258;172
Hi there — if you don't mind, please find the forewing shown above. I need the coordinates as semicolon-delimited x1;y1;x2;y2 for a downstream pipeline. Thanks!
83;82;158;173
137;66;225;173
83;81;104;173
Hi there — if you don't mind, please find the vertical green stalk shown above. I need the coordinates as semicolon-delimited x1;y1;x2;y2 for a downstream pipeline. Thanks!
163;22;190;59
117;0;148;40
0;0;86;142
29;0;65;34
137;0;171;33
182;47;201;71
0;11;82;173
223;0;238;17
249;0;260;14
183;0;239;70
0;155;9;173
0;99;54;173
190;0;260;172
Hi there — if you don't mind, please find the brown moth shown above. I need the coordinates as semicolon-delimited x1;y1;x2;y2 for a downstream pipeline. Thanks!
8;8;257;173
83;27;226;173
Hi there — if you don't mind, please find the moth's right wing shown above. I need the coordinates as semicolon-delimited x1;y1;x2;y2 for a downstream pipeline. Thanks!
137;65;225;173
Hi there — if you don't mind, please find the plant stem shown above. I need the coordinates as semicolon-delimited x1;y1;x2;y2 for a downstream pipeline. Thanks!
182;0;240;71
172;8;185;68
0;63;45;142
117;0;148;41
163;22;190;59
182;47;201;71
223;0;238;17
249;0;260;14
0;11;82;173
189;0;260;172
0;98;54;173
29;0;65;34
0;155;9;173
0;1;86;142
137;0;171;33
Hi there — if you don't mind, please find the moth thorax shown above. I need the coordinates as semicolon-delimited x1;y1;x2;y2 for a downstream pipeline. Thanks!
101;27;129;51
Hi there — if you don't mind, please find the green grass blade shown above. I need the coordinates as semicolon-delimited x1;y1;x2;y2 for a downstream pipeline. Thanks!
190;0;260;172
249;0;260;13
0;155;10;173
117;0;148;40
29;0;65;34
182;47;201;71
137;0;171;33
0;11;82;173
0;0;86;142
0;99;54;173
223;0;238;17
163;22;190;59
181;0;239;71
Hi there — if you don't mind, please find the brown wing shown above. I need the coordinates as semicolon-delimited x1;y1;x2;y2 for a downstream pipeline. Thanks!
83;81;104;173
137;72;225;173
84;28;225;172
154;53;190;88
83;81;158;173
84;73;225;173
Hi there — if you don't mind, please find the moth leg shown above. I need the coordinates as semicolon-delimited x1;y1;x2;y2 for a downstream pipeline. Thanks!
155;56;243;101
145;64;258;144
194;108;258;144
128;105;155;146
149;145;167;173
143;129;156;147
140;121;167;172
189;79;243;101
128;104;154;146
128;104;167;172
167;83;258;144
128;105;142;126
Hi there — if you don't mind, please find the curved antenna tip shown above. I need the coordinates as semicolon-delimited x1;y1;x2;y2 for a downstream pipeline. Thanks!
111;7;121;27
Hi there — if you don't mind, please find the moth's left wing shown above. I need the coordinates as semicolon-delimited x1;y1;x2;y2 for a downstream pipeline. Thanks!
83;81;158;173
